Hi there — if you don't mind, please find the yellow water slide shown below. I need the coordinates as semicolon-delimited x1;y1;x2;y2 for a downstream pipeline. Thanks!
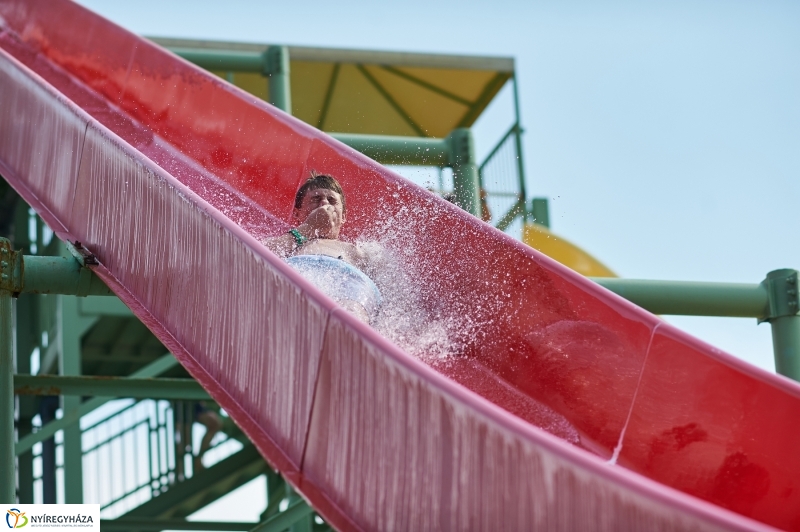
522;222;616;277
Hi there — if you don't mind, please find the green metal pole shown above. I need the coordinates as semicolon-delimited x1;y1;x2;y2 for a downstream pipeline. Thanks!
265;46;291;114
771;316;800;379
14;375;210;400
331;133;450;166
287;485;312;532
13;202;33;503
590;278;769;317
447;128;481;217
511;75;528;223
21;255;112;296
169;48;264;72
763;269;800;380
0;239;16;503
531;198;550;228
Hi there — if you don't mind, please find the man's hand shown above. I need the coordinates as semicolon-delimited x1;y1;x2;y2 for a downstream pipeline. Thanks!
298;205;339;239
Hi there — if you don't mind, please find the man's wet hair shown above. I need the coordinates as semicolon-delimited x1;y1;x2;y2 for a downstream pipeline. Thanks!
294;172;346;213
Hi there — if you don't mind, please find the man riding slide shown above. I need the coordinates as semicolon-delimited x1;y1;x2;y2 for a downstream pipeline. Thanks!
262;173;381;322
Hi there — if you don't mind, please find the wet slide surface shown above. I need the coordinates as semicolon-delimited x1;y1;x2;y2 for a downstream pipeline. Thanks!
1;1;799;530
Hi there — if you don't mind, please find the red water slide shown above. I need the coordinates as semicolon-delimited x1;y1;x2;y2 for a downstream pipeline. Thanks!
1;1;799;530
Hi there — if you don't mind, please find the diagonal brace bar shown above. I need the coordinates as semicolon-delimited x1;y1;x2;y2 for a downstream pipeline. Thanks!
249;499;314;532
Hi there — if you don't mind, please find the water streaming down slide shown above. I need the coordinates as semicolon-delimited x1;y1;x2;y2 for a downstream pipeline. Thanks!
1;1;799;530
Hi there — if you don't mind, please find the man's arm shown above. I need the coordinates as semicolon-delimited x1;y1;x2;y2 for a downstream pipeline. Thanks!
262;223;314;258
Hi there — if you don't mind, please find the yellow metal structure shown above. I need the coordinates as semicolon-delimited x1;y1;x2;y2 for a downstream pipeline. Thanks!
150;38;513;138
523;223;616;277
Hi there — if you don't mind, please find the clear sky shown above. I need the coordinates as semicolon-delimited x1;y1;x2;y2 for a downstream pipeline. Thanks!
72;0;800;369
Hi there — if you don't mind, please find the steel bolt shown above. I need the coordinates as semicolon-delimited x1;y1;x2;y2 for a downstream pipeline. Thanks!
1;274;7;280
0;261;6;268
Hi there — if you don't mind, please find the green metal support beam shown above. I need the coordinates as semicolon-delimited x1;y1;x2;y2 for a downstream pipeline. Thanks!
317;63;341;130
330;133;449;166
101;520;260;531
250;500;314;532
590;278;769;318
21;255;112;296
531;198;550;228
495;197;525;232
264;46;291;114
763;269;800;380
15;354;178;455
102;500;314;532
14;375;210;400
448;128;481;217
591;270;800;382
0;240;15;503
0;247;112;297
169;49;264;71
125;444;267;519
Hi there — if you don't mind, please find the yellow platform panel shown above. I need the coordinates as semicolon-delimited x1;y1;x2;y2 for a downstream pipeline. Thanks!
150;38;513;138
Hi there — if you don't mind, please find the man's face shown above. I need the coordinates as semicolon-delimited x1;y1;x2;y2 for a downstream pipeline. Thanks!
293;187;346;236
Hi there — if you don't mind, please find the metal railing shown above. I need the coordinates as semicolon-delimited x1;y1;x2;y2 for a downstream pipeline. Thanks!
27;398;236;517
478;122;527;234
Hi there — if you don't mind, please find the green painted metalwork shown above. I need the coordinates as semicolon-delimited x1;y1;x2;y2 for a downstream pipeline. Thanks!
170;48;264;71
15;354;177;456
0;239;15;503
531;198;550;228
125;444;267;519
511;76;528;223
12;206;34;503
357;65;427;137
102;519;260;531
265;46;292;114
590;278;769;318
494;197;525;232
331;133;449;166
317;63;340;130
14;375;210;400
592;272;800;383
478;123;518;175
20;255;112;296
285;485;312;532
250;499;314;532
261;471;286;521
448;128;481;217
763;269;800;380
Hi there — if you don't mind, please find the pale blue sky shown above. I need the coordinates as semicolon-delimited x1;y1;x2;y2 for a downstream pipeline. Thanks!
75;0;800;370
